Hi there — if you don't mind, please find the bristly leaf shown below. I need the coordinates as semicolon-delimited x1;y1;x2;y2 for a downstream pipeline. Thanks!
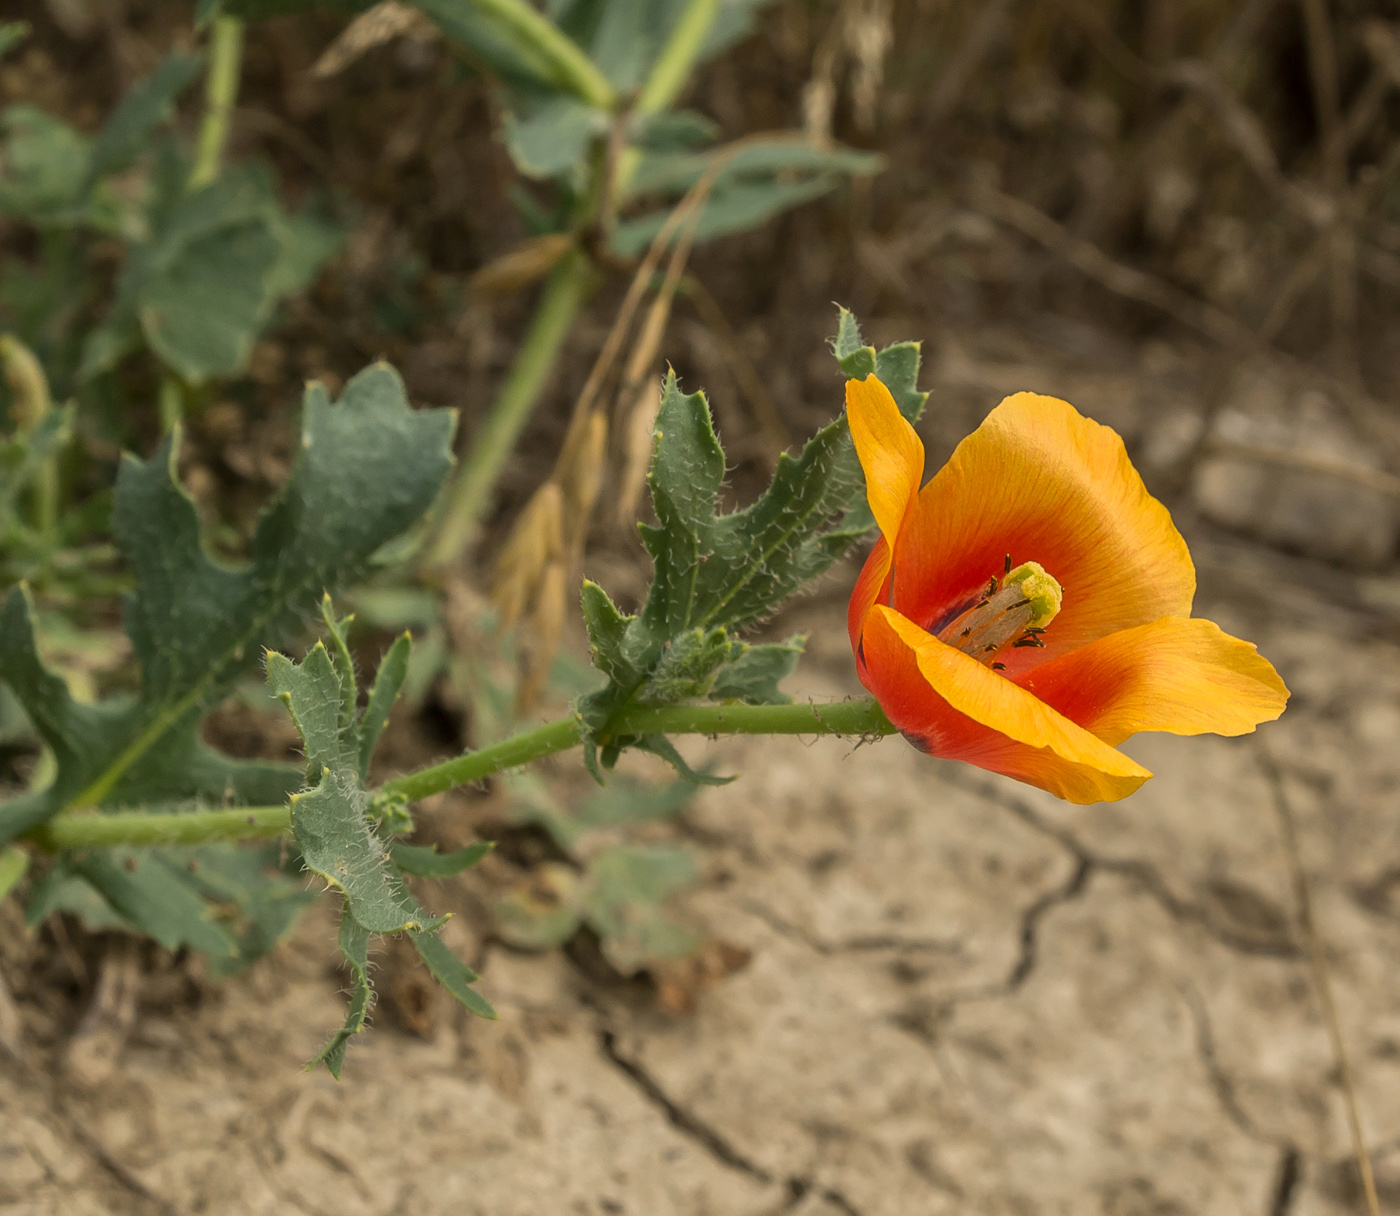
359;632;412;780
0;362;454;847
578;308;924;769
270;631;439;936
412;930;496;1019
270;611;495;1073
310;913;372;1079
709;637;804;704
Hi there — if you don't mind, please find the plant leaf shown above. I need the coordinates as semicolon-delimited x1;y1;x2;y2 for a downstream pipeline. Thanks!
0;362;454;849
0;104;91;221
582;845;701;973
73;848;237;956
709;636;804;704
359;632;412;780
492;862;584;950
309;912;373;1079
82;51;202;191
577;309;923;763
0;843;28;901
390;840;493;877
411;930;496;1018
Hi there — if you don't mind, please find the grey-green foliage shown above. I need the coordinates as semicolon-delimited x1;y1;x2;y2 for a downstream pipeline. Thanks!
0;365;454;967
613;141;884;257
268;604;494;1077
495;775;703;972
79;162;336;384
26;842;317;964
395;0;879;251
577;308;925;777
0;49;341;392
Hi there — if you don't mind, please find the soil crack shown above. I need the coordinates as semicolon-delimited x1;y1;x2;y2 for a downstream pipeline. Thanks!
598;1029;866;1215
740;900;961;958
945;771;1301;959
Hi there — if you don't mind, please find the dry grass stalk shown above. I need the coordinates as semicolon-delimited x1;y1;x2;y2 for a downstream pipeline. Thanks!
971;182;1252;345
681;274;791;460
468;233;577;300
311;0;440;78
610;197;708;524
492;481;563;630
1259;743;1381;1216
495;173;720;713
801;0;891;141
849;0;892;133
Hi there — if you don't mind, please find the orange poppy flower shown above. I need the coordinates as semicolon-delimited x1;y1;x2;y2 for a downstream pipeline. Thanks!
846;374;1288;804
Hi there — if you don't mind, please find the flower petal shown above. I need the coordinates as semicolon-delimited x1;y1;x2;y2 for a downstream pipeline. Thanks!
892;393;1195;669
1020;617;1289;745
846;375;924;555
860;605;1152;804
847;534;891;653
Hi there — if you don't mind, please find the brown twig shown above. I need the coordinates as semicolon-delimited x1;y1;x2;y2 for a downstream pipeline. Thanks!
681;273;792;458
969;181;1254;346
1202;439;1400;497
1258;743;1381;1216
1298;0;1359;373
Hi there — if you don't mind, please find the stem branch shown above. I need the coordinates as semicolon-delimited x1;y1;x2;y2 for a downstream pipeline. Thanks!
189;16;244;191
454;0;614;109
35;804;289;851
36;699;894;850
425;248;591;566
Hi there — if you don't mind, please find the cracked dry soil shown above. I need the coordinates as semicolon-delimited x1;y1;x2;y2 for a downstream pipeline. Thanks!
4;549;1400;1216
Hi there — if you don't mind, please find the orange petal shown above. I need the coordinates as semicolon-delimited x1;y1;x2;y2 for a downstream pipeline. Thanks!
846;375;924;555
1021;616;1289;746
860;606;1152;804
847;534;892;653
891;393;1195;673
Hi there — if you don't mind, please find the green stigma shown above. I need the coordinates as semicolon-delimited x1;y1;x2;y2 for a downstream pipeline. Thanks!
1004;561;1062;629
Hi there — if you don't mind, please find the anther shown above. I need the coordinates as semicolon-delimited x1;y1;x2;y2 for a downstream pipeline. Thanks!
936;560;1062;667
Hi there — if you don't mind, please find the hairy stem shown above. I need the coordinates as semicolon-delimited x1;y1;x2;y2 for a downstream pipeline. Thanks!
188;15;244;191
424;248;591;567
35;804;289;851
36;699;894;850
383;696;894;802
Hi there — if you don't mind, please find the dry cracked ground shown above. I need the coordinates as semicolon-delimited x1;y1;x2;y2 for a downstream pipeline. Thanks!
5;334;1400;1215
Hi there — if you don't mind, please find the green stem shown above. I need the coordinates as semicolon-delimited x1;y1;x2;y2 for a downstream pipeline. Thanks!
424;248;591;567
0;334;59;539
34;699;895;850
615;0;719;200
158;374;184;433
382;714;586;802
460;0;614;109
635;0;718;114
188;15;244;191
35;804;289;851
382;696;895;803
